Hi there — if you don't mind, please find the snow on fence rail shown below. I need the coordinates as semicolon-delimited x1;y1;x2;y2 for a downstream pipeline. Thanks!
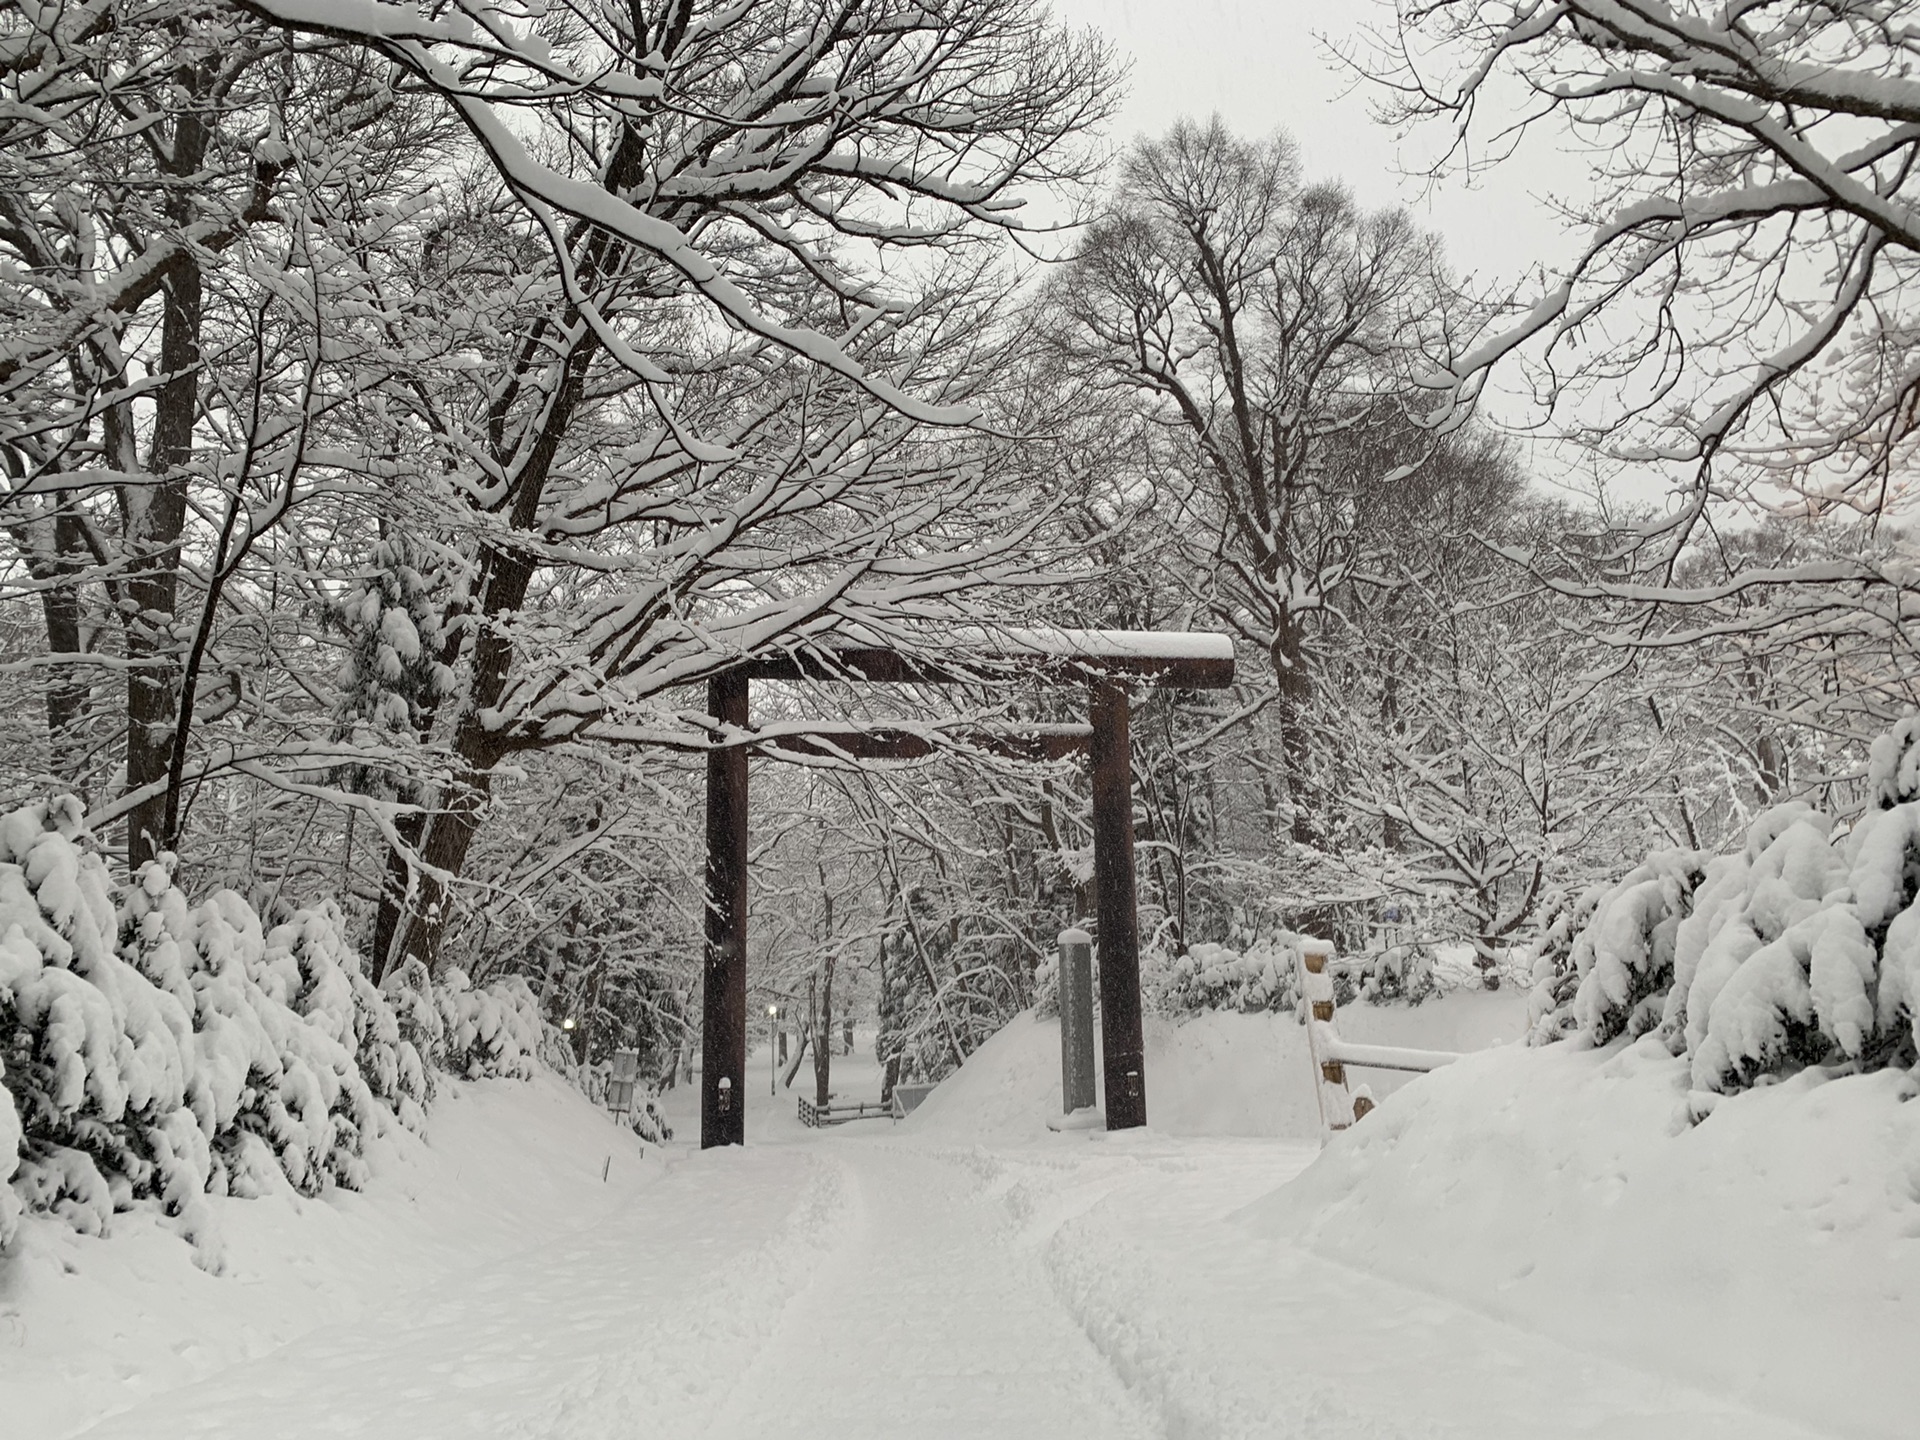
1294;938;1458;1138
797;1096;892;1127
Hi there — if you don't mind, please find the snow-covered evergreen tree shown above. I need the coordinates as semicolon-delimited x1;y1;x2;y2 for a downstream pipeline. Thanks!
0;799;203;1237
3;798;562;1248
1532;714;1920;1114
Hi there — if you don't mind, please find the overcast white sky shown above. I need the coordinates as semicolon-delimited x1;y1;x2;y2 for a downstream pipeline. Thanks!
1050;0;1578;292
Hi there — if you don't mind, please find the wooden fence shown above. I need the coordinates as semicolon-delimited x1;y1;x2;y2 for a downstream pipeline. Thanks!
1295;939;1460;1138
797;1097;894;1128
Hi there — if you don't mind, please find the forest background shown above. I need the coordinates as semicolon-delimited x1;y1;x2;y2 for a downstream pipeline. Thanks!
3;0;1915;1124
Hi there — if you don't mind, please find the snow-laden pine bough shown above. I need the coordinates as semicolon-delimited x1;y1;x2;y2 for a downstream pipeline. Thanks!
1529;714;1920;1116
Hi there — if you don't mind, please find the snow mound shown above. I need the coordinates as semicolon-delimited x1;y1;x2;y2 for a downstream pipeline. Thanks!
1241;1036;1920;1440
0;1070;652;1439
904;991;1527;1144
2;797;561;1255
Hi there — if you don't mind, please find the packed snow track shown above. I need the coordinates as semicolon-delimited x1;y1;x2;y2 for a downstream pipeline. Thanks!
60;1129;1840;1440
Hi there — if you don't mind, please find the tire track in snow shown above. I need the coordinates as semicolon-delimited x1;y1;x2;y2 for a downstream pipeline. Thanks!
1036;1164;1845;1440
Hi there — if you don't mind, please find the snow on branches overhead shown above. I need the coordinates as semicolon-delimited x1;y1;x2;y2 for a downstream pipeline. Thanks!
1;799;556;1253
1375;1;1920;517
1530;715;1920;1112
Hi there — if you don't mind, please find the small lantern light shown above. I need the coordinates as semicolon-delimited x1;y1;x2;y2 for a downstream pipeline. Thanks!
561;1016;576;1032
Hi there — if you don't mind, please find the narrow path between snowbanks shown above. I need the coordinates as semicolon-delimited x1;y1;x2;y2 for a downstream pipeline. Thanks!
702;1143;1160;1440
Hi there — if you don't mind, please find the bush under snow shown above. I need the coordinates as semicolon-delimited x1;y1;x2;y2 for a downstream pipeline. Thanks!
1530;715;1920;1112
1;797;564;1256
1159;931;1437;1017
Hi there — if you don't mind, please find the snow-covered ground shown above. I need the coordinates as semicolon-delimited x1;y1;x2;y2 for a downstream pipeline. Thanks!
4;994;1913;1438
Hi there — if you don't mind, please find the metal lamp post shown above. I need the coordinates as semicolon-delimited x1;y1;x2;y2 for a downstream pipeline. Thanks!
767;1004;779;1096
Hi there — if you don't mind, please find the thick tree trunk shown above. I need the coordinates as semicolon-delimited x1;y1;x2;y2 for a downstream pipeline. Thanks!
390;752;497;977
371;809;426;982
34;514;91;791
1270;608;1315;846
122;98;207;871
812;954;835;1107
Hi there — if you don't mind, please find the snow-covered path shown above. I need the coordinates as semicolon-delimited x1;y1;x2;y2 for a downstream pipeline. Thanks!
704;1145;1158;1440
63;1127;1841;1440
20;1008;1901;1440
69;1146;851;1439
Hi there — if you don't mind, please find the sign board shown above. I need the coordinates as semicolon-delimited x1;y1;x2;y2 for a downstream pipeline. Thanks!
608;1048;641;1115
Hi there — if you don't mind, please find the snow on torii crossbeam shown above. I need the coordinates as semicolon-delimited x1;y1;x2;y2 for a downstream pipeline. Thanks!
694;629;1235;1148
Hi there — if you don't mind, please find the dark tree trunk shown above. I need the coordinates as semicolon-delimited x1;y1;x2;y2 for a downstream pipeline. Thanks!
371;809;426;982
122;93;207;870
813;954;835;1108
34;514;92;791
1270;610;1315;846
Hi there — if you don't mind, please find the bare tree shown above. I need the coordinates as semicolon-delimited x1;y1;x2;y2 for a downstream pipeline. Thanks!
1365;0;1920;587
1046;117;1497;842
185;0;1115;976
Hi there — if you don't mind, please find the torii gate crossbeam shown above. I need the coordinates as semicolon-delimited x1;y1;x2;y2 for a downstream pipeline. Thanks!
695;630;1234;1148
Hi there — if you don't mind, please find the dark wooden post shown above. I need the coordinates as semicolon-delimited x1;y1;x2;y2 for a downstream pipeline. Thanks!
1090;681;1146;1129
701;672;750;1148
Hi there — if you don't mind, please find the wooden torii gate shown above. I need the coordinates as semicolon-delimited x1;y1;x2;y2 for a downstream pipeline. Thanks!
695;629;1234;1148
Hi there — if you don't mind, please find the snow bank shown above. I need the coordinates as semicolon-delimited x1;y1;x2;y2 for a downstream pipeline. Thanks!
1242;1036;1920;1439
905;989;1527;1144
0;1071;653;1438
1;798;559;1257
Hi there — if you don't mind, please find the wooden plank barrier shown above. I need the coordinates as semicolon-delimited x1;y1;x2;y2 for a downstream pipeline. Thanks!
1295;940;1460;1141
797;1097;894;1128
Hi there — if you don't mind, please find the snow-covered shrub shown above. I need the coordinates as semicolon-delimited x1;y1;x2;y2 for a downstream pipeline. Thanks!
1;802;583;1251
1161;929;1437;1017
188;888;385;1196
1351;942;1438;1005
1533;714;1920;1110
0;799;204;1238
268;901;430;1137
2;796;647;1249
380;959;546;1083
1525;884;1603;1040
1164;937;1303;1014
380;956;447;1096
435;969;543;1080
0;1052;20;1246
1527;849;1708;1048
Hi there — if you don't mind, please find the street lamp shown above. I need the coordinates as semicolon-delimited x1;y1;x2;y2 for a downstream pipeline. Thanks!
767;1003;779;1095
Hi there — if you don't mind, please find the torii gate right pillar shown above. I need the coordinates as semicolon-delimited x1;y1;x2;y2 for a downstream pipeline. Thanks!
1090;680;1146;1130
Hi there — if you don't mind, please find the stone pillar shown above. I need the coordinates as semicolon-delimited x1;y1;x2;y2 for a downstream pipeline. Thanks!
1057;927;1096;1114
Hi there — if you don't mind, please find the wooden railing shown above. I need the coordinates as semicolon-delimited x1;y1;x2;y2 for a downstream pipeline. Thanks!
797;1097;894;1128
1295;940;1459;1138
